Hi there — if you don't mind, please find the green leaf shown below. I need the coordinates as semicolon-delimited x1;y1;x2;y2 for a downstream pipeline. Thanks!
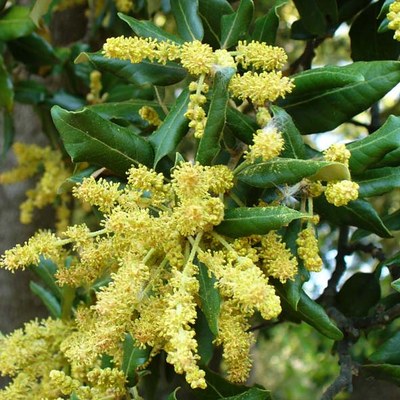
149;88;189;166
59;165;99;193
226;106;258;144
337;0;373;22
370;332;400;365
350;2;400;61
1;109;14;160
355;167;400;197
279;61;400;134
51;105;154;175
198;261;220;336
220;0;254;49
292;0;337;36
0;6;35;41
271;105;306;159
75;52;187;87
195;309;214;366
30;281;61;318
46;90;85;111
170;0;204;41
29;0;52;26
0;54;13;111
361;364;400;386
216;206;309;237
14;80;47;104
7;32;59;66
198;0;233;48
251;0;287;44
31;257;62;299
314;197;392;238
223;388;273;400
348;115;400;174
337;273;381;317
278;287;343;340
118;13;183;43
237;159;350;188
196;67;235;165
70;394;79;400
122;333;151;386
167;388;181;400
378;0;394;19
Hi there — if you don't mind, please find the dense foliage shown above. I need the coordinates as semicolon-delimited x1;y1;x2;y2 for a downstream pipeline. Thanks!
1;0;400;399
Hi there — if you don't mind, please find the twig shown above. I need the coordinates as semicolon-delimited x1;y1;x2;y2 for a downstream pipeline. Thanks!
353;303;400;330
345;242;385;262
289;38;325;74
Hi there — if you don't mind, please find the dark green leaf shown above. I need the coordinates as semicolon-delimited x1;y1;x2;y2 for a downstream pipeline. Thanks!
14;80;47;104
370;332;400;364
167;388;181;400
361;364;400;386
348;116;400;174
195;309;214;366
355;167;400;197
198;261;220;336
7;32;59;66
337;0;373;22
0;6;35;41
149;88;189;166
237;159;350;188
279;61;400;134
223;388;273;400
118;13;183;43
314;197;392;238
1;109;14;160
122;334;151;386
46;90;85;111
31;257;62;299
220;0;254;49
51;106;154;175
278;287;343;340
378;0;393;19
350;2;400;61
196;67;235;165
198;0;233;48
30;282;61;318
75;52;187;87
59;165;99;193
216;206;309;237
252;0;287;44
0;54;13;111
226;106;258;144
337;273;381;317
171;0;204;41
271;105;306;159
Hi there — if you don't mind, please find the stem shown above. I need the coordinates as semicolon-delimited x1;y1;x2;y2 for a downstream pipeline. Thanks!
211;231;235;253
188;232;203;264
154;86;169;115
57;228;108;247
229;192;245;207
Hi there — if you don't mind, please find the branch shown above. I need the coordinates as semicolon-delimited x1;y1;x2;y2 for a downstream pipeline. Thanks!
289;37;325;74
353;303;400;330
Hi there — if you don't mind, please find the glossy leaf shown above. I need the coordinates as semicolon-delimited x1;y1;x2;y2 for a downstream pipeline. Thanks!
196;67;235;165
237;159;350;188
31;257;62;299
251;0;287;44
0;6;35;41
370;332;400;364
7;32;59;66
350;2;400;61
337;273;381;317
195;309;214;365
51;106;154;175
149;88;189;166
46;90;85;111
279;61;400;134
198;0;233;48
347;115;400;174
1;109;14;160
14;80;47;104
278;287;343;340
75;52;187;87
122;333;151;386
216;206;309;237
271;105;306;159
0;54;13;111
167;388;181;400
226;106;258;144
198;261;220;336
314;197;392;238
30;282;61;318
337;0;373;22
361;364;400;386
220;0;254;49
118;13;183;43
171;0;204;41
355;167;400;197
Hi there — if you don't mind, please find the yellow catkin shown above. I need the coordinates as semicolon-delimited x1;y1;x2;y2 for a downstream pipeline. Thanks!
388;0;400;41
296;227;323;272
325;180;359;206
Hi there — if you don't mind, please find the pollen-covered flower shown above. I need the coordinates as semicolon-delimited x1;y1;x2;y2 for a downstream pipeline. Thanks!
325;180;359;206
235;40;288;71
180;41;214;75
245;124;285;162
229;71;294;106
296;226;323;272
323;143;351;166
139;105;162;127
171;162;209;200
388;0;400;41
114;0;134;12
